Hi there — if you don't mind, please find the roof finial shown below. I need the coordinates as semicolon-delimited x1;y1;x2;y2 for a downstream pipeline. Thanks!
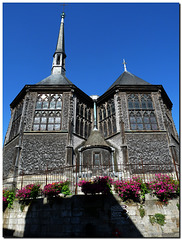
123;59;127;72
61;3;67;18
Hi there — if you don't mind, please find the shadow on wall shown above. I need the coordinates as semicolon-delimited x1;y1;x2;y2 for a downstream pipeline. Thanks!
5;194;143;238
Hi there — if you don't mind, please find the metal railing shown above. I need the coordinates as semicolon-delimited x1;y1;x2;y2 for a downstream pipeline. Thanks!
9;162;179;194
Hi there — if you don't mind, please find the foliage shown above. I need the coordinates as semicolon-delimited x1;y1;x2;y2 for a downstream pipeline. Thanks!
176;203;179;211
148;174;179;203
3;189;16;209
138;205;145;218
61;184;71;197
149;215;156;225
140;182;150;201
16;184;42;200
155;213;166;226
43;180;70;197
149;213;166;226
78;176;112;195
113;176;141;202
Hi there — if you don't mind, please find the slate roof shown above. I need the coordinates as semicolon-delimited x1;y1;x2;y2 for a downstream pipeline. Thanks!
36;74;74;85
84;129;109;147
107;71;151;90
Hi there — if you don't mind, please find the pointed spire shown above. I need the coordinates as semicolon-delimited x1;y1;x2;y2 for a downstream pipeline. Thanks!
51;12;66;75
123;59;127;72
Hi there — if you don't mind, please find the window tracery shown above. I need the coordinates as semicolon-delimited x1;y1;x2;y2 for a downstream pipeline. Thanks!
33;93;62;131
99;98;117;138
127;93;158;130
9;101;23;140
75;100;92;138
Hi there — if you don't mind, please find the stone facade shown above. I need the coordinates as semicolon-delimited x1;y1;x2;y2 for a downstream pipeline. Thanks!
3;83;179;187
3;12;179;187
3;195;179;238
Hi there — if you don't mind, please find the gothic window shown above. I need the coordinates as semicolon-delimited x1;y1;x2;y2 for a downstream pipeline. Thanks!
107;104;111;117
85;109;87;120
33;93;62;131
112;116;117;133
80;119;83;136
75;99;92;138
128;93;158;130
111;101;115;114
99;109;102;121
99;98;117;138
104;121;107;137
108;119;112;136
9;101;23;140
103;107;106;118
85;123;88;139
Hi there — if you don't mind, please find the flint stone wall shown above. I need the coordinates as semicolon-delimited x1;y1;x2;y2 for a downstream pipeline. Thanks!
3;137;19;179
126;133;173;173
20;133;68;174
3;194;179;238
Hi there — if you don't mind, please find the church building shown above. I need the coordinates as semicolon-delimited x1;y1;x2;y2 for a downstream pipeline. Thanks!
3;11;179;188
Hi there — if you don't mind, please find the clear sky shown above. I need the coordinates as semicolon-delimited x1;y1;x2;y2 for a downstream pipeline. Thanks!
3;2;179;141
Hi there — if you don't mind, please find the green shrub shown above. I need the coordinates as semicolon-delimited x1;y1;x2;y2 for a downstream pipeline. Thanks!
138;205;145;218
3;189;15;209
149;213;166;226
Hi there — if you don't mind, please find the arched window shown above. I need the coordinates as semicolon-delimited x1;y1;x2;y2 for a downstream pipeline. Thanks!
103;107;106;119
111;101;115;114
9;101;23;140
33;93;62;131
128;93;158;130
108;118;112;136
99;109;102;121
104;122;107;137
143;112;151;130
129;112;137;130
150;112;158;130
80;105;84;117
136;112;143;130
85;123;88;138
107;104;111;117
112;116;117;133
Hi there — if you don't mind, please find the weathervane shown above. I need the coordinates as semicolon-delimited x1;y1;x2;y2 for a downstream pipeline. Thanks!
61;3;68;18
123;59;127;72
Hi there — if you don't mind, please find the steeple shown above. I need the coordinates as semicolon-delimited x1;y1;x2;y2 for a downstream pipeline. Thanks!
123;59;127;72
51;12;66;75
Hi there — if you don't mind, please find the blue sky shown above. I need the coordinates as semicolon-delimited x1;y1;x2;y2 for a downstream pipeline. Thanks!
3;2;179;141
